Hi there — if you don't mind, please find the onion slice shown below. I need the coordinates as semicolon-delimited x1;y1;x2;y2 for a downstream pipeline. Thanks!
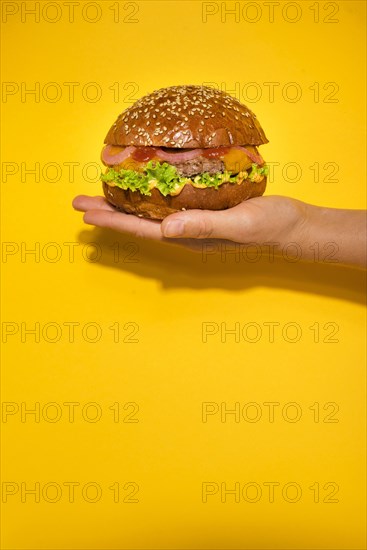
102;145;136;166
235;146;264;166
101;144;264;168
156;148;204;163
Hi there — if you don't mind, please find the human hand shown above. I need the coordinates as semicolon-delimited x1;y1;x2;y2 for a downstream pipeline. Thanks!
72;194;308;253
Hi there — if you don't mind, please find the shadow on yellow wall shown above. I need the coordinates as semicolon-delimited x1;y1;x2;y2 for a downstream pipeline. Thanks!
78;227;366;305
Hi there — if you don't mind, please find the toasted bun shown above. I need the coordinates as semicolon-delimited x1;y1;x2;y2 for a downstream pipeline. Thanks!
103;177;267;220
104;85;268;149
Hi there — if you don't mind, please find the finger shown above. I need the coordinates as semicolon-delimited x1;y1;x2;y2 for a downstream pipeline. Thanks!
72;195;115;212
83;209;164;240
83;208;213;251
160;205;251;241
73;196;211;249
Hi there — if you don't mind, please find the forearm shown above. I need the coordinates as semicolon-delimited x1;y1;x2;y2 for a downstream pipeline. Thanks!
286;203;367;268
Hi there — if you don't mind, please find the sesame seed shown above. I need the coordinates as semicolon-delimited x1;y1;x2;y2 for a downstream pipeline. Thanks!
110;85;263;147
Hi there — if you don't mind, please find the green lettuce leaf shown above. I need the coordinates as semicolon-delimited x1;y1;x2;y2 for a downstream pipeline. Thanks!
101;161;267;196
249;163;269;182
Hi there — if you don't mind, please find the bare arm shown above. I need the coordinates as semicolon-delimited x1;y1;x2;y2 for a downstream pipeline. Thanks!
295;204;366;268
72;195;367;268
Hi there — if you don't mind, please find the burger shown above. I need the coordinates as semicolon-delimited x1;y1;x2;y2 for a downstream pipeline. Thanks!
101;85;269;220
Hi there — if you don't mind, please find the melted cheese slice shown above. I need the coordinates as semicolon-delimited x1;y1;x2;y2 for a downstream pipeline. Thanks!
223;146;257;172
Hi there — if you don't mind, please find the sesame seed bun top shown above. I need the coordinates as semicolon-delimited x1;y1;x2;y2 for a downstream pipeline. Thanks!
104;85;269;149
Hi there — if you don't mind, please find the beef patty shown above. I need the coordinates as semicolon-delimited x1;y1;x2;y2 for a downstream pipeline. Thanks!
174;157;225;177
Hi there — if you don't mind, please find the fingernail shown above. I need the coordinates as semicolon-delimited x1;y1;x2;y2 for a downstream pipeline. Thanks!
163;219;185;237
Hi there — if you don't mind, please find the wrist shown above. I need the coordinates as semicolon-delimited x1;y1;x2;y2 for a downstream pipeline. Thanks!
272;198;311;250
270;199;319;262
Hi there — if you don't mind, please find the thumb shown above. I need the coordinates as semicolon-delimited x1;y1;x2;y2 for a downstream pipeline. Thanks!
161;208;247;240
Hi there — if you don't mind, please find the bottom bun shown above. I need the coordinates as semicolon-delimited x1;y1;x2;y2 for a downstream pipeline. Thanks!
102;176;267;220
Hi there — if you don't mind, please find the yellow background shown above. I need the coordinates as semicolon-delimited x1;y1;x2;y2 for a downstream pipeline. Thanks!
1;1;366;548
